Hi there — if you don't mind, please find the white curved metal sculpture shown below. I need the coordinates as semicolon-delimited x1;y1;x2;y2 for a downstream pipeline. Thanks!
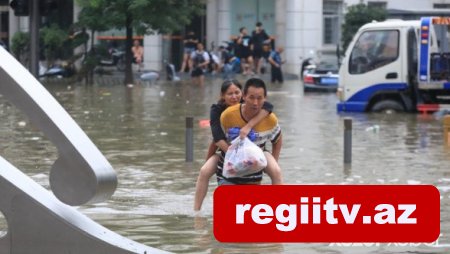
0;47;170;253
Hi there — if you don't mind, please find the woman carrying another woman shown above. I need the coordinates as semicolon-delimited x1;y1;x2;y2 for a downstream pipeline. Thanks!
194;79;282;211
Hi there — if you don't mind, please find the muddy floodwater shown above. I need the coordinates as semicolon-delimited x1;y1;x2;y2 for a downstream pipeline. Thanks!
0;77;449;253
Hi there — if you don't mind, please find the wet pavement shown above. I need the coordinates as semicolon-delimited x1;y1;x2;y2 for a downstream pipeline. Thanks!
0;75;449;253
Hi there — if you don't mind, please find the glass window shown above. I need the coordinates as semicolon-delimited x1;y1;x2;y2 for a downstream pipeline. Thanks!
230;0;275;36
323;0;342;45
349;30;399;74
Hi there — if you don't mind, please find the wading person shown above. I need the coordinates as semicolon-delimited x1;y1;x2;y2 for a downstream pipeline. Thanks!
268;46;285;83
235;27;254;75
218;44;240;79
179;31;199;73
131;39;144;72
217;78;282;185
193;79;282;211
251;22;271;75
189;42;210;86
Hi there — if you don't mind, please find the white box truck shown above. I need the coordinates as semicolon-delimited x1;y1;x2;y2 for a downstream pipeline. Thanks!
337;17;450;113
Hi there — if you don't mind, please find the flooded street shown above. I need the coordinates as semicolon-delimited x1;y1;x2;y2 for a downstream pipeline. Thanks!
1;77;450;253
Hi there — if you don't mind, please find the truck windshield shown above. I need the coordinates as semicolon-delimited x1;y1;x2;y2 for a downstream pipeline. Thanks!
349;30;399;74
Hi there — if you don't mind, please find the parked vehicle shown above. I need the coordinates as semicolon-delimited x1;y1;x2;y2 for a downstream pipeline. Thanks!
39;62;75;79
139;70;160;84
92;45;126;71
337;17;450;113
303;60;339;92
165;61;180;81
0;40;7;51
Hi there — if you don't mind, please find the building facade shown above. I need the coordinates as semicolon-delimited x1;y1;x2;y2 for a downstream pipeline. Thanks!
2;0;450;75
206;0;450;75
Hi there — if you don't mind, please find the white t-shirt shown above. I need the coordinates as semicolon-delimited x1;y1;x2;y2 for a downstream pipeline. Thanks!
190;50;210;67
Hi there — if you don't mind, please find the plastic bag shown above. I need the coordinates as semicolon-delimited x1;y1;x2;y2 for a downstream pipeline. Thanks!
223;137;267;178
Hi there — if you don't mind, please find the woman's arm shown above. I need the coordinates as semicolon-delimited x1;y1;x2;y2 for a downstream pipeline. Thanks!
239;109;268;139
207;104;229;156
210;104;227;142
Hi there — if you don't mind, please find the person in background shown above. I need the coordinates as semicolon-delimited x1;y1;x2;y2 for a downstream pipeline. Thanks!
234;27;253;75
189;42;210;86
131;39;144;72
268;46;285;83
179;31;199;73
193;79;282;211
218;44;240;79
260;42;272;74
207;47;221;75
251;22;271;75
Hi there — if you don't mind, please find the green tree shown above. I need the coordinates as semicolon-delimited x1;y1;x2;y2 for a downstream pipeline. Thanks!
75;3;112;84
341;3;387;53
76;0;205;85
40;24;68;67
11;31;30;66
76;2;111;49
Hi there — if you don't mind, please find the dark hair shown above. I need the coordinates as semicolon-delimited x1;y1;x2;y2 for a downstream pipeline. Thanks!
218;79;242;105
239;27;246;33
256;22;262;27
244;78;267;97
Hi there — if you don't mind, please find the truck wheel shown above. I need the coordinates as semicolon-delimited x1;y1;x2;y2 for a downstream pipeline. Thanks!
371;100;404;114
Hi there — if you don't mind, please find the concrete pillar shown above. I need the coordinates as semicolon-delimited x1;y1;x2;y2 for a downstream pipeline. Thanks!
20;16;29;32
275;0;286;51
8;9;19;47
277;0;322;75
143;34;163;71
217;0;232;45
206;0;218;49
207;0;232;48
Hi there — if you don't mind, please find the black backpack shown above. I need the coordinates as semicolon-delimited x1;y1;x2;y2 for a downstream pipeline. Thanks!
193;51;205;67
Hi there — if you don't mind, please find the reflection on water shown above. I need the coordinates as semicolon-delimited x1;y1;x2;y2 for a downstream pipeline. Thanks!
1;78;450;253
0;211;6;238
